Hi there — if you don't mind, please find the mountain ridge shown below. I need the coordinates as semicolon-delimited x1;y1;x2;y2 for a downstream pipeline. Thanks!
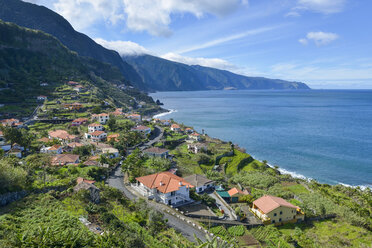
124;54;310;91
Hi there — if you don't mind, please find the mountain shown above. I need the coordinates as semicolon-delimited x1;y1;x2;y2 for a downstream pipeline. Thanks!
0;20;156;117
125;54;310;91
0;0;146;90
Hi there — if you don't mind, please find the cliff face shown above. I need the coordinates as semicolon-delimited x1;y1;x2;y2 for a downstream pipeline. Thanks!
0;0;146;90
125;55;311;91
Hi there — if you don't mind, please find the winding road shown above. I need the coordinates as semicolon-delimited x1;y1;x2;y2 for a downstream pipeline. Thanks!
107;126;206;242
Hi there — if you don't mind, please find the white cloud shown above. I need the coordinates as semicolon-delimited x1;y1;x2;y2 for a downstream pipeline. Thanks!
287;0;346;16
161;52;237;70
25;0;246;36
298;38;308;45
175;25;281;54
299;31;339;46
94;38;151;56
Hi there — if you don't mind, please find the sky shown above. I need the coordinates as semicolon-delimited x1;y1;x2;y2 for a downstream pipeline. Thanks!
24;0;372;89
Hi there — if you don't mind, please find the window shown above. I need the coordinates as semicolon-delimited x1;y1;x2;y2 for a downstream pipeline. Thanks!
274;213;277;216
279;218;282;222
171;191;175;196
280;211;283;215
272;220;275;223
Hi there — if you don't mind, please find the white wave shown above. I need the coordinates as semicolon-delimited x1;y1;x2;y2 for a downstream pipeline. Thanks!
153;109;177;119
338;183;372;191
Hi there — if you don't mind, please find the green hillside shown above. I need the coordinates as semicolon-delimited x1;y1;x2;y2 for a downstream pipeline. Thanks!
0;20;158;117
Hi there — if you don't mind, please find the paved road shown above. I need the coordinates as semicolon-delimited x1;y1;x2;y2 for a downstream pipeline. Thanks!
107;166;206;243
141;125;164;150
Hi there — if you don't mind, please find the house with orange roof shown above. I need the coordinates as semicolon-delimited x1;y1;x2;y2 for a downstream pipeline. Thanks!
48;130;77;143
131;125;151;135
71;118;88;126
85;130;107;142
51;154;79;166
37;95;48;101
1;118;20;127
67;81;79;86
188;132;202;141
133;172;193;206
252;195;305;225
88;123;104;133
170;124;181;132
41;144;63;154
227;187;249;203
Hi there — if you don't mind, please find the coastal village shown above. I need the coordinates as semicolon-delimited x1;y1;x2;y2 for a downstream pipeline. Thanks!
0;80;371;247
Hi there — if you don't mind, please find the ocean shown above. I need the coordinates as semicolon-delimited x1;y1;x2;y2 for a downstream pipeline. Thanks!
150;90;372;187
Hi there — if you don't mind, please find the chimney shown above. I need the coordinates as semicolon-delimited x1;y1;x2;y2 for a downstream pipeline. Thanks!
160;182;164;186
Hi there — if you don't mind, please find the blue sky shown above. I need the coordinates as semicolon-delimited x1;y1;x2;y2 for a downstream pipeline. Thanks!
26;0;372;89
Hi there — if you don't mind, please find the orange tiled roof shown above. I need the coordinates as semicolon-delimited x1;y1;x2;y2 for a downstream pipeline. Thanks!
132;125;150;131
227;187;246;197
88;123;102;127
76;177;95;184
38;137;51;143
91;130;105;136
108;133;120;138
49;130;76;140
136;172;193;194
49;144;62;150
171;124;180;129
72;118;88;123
51;154;79;165
253;195;298;214
67;142;84;148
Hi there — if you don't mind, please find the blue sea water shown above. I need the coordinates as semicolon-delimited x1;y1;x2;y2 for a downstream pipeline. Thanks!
150;90;372;187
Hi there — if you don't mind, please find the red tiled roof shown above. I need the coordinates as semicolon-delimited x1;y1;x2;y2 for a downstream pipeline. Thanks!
49;144;62;150
171;124;180;129
136;172;193;194
227;187;247;197
88;123;102;127
253;195;298;214
67;142;84;148
191;133;200;136
51;154;79;165
72;118;88;123
0;131;3;136
38;137;51;143
132;125;150;130
49;130;76;140
98;113;109;116
91;131;105;136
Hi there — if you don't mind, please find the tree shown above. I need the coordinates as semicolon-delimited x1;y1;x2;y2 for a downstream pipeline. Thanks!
147;210;166;235
2;126;32;148
91;106;101;114
107;117;117;131
121;148;144;182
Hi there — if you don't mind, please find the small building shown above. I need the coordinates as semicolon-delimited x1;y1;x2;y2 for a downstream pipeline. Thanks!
133;172;193;206
227;188;249;203
73;85;84;92
161;120;170;126
64;142;84;152
1;118;20;127
63;102;83;110
7;148;22;158
41;144;63;154
143;147;169;158
40;82;49;86
252;195;305;225
51;154;79;166
131;125;151;135
110;108;124;116
187;143;207;154
107;133;120;142
170;124;181;132
37;137;52;143
92;113;109;124
183;174;215;193
188;133;202;141
71;118;88;126
101;147;119;158
37;95;48;101
185;127;194;134
126;113;141;121
48;130;77;143
88;123;104;133
86;131;107;142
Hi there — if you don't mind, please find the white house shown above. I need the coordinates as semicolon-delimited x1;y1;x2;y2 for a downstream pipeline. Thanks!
133;172;193;206
170;124;181;132
88;123;104;133
188;133;202;141
131;125;151;135
187;143;207;154
183;174;215;193
92;113;109;124
127;113;141;121
85;131;107;142
41;144;63;154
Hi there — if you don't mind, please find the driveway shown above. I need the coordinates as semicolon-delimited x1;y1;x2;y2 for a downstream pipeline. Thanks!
208;191;235;220
107;165;206;243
